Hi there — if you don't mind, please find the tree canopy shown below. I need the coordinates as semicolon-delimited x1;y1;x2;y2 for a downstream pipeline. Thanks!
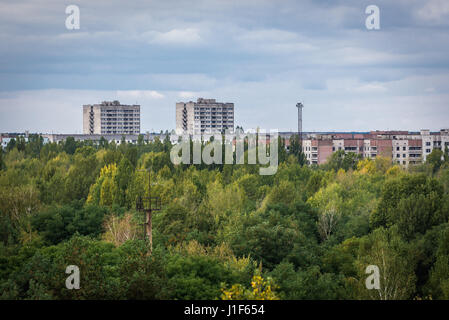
1;135;449;300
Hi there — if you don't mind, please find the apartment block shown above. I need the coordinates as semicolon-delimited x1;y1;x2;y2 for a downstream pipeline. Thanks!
297;129;449;166
176;98;234;135
83;100;140;135
303;138;333;165
420;129;449;161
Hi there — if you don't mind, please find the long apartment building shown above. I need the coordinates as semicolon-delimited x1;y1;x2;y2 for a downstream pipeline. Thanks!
297;129;449;166
83;100;140;135
176;98;234;135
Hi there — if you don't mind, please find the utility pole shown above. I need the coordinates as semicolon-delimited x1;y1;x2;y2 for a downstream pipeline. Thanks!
136;169;161;252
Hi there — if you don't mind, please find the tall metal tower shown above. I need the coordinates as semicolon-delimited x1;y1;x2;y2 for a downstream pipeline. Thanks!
296;102;304;146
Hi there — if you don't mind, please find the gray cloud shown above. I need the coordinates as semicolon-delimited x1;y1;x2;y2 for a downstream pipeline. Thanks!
0;0;448;132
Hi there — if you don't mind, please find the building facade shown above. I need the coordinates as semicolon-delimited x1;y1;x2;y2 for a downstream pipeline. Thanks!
176;98;234;135
83;101;140;135
296;129;449;166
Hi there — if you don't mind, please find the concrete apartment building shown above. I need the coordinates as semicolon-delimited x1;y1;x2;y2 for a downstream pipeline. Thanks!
176;98;234;134
299;129;449;166
83;100;140;135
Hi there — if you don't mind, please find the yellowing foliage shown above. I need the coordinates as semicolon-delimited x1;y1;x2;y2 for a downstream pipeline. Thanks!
87;163;119;206
221;274;279;300
357;159;376;175
386;165;402;177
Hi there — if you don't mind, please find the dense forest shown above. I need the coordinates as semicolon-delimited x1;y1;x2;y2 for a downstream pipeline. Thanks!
1;134;449;300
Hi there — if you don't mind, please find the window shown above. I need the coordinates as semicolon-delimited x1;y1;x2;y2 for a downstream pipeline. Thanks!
426;142;431;146
426;149;431;153
396;146;400;151
403;146;406;151
403;154;406;158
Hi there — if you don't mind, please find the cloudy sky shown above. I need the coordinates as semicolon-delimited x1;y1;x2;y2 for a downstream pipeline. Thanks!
1;0;449;133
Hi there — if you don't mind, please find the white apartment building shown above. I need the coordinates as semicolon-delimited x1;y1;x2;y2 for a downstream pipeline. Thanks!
420;129;449;162
83;100;140;135
176;98;234;135
362;139;378;159
302;139;315;164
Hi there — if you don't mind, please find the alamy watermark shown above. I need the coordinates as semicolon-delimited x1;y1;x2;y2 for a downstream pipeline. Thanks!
170;129;279;175
65;265;80;289
65;5;80;30
365;5;380;30
65;5;379;31
365;265;380;290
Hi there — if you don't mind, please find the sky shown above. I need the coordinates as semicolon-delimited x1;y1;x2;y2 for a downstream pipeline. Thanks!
0;0;449;133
